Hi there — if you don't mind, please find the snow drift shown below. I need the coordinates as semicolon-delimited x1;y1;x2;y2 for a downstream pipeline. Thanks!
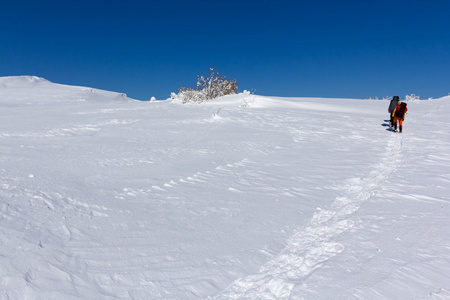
0;76;133;105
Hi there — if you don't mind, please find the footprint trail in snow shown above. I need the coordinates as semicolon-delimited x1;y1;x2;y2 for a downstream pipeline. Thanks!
212;134;402;299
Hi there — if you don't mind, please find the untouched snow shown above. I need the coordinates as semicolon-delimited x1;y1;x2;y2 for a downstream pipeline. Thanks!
1;77;449;299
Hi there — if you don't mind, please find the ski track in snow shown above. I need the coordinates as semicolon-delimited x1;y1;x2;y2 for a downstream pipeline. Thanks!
211;133;403;299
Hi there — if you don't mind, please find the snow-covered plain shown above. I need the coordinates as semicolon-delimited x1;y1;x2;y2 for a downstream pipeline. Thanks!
1;76;449;299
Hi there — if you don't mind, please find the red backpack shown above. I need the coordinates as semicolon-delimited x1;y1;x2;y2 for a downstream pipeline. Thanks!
395;102;407;117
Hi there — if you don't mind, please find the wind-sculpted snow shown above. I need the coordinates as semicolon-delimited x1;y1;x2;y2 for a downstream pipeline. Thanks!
0;77;449;299
0;75;134;105
0;75;50;87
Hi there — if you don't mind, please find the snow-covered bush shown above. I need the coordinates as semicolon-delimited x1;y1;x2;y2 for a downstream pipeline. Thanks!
241;95;255;107
172;67;238;104
405;94;420;101
150;96;156;102
175;87;206;104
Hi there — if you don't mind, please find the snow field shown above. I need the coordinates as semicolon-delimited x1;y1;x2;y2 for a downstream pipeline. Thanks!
1;77;449;299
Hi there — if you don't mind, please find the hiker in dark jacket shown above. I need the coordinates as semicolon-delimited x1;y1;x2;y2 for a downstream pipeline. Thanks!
388;96;400;127
392;101;408;133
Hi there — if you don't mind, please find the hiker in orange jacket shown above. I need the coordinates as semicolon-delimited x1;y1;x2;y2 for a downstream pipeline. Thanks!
392;101;408;133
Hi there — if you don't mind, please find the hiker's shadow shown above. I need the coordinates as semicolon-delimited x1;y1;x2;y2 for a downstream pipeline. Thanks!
382;120;393;131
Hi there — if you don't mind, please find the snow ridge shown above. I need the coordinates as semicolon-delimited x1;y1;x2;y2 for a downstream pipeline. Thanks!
211;134;403;299
0;75;134;104
0;75;49;88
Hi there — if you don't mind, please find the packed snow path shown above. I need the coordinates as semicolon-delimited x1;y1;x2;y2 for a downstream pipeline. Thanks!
1;78;449;299
211;133;403;299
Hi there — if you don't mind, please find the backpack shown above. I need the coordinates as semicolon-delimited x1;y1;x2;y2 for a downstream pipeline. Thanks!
395;102;407;117
388;99;399;113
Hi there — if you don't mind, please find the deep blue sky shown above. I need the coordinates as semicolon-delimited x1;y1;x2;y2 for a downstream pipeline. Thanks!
1;0;449;100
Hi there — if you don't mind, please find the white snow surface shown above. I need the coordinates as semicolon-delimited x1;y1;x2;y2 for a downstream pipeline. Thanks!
1;76;449;299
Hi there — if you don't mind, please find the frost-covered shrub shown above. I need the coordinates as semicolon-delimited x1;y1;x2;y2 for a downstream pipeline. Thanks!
172;67;238;103
405;94;420;101
241;95;255;107
176;87;206;104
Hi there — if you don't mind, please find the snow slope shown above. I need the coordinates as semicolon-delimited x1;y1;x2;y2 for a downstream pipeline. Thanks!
0;76;132;105
1;77;449;299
